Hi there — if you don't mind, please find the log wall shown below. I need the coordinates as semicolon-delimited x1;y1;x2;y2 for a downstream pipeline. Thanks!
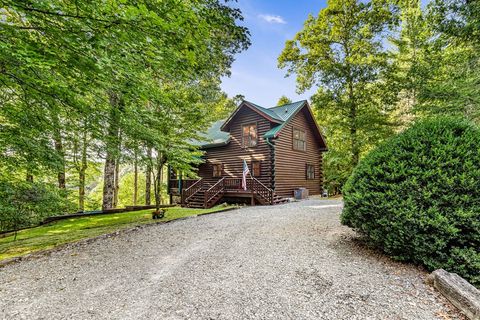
198;107;273;186
274;108;324;197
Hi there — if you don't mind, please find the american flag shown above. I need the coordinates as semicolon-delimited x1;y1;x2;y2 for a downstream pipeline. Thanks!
242;159;250;190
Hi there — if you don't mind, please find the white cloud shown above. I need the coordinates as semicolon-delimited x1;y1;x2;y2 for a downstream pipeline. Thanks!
258;14;286;24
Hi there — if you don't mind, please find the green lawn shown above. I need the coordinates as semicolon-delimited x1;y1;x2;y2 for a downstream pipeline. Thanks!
0;205;236;262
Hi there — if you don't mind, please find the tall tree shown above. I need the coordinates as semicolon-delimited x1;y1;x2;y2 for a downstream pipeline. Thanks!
0;0;250;221
385;0;480;124
415;0;480;122
385;0;430;129
279;0;398;183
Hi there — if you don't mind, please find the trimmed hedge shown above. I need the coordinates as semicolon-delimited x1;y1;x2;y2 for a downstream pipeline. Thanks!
341;117;480;286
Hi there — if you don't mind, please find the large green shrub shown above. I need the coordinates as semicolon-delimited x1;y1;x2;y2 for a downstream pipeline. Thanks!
341;117;480;286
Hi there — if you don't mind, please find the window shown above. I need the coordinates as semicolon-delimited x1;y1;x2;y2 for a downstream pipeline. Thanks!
251;161;261;177
212;164;222;177
293;128;306;151
242;123;258;148
306;164;315;180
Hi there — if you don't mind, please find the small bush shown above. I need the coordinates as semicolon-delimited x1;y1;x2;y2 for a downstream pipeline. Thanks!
341;117;480;286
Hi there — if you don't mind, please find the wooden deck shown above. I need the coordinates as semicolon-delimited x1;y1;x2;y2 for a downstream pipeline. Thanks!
169;178;288;209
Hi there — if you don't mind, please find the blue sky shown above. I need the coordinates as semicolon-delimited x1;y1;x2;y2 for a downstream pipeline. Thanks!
220;0;328;107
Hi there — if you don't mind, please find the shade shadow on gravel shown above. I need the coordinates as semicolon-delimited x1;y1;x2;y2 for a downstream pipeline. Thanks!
0;199;465;320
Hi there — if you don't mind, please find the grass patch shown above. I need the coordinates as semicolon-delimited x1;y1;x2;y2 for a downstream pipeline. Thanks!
0;205;236;262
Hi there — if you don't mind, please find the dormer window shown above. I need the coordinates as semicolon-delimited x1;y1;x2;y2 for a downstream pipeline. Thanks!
242;123;258;148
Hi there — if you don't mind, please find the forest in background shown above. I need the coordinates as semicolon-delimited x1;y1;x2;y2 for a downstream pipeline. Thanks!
279;0;479;194
1;0;479;231
0;0;249;231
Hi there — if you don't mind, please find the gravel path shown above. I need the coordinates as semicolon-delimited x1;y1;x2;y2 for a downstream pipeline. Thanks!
0;199;463;320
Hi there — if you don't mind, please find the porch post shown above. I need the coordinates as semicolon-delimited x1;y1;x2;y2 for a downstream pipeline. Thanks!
179;171;183;205
167;165;173;204
250;178;255;206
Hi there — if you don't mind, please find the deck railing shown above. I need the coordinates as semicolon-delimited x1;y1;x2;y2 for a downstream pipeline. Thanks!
169;179;198;191
251;177;274;205
224;178;243;191
179;177;275;207
181;178;203;205
204;177;225;208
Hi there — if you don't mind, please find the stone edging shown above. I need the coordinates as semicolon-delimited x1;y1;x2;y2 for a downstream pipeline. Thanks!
426;269;480;320
0;206;239;269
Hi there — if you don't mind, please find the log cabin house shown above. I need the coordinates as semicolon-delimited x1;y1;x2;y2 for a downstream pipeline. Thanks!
168;100;327;208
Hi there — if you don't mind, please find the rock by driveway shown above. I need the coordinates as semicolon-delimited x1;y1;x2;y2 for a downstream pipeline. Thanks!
0;199;463;319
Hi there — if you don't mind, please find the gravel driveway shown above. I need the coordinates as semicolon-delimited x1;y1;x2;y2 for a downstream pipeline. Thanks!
0;199;462;320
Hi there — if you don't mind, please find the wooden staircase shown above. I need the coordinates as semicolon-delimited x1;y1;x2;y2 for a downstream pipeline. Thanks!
182;177;288;209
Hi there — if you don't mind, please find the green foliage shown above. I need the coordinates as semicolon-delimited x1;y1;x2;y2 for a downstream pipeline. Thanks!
387;0;480;125
0;179;74;232
276;96;292;106
283;0;480;192
279;0;398;193
342;117;480;286
0;1;249;212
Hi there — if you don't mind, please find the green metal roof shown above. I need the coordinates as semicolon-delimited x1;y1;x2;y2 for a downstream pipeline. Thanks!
263;101;307;138
245;101;284;122
190;120;230;148
194;100;309;148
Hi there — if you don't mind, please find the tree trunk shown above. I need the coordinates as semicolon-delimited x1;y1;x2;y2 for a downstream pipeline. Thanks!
54;132;66;189
113;157;120;208
102;91;121;210
113;130;122;208
51;112;66;190
133;152;138;205
78;127;88;212
145;147;152;205
154;154;164;211
102;156;116;210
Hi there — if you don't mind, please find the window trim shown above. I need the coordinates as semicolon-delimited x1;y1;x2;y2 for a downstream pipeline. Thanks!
251;160;261;177
242;122;258;149
212;163;223;177
293;127;307;152
306;164;315;180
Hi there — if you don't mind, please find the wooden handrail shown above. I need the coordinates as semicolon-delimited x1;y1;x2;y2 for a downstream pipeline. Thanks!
205;177;225;207
251;177;274;205
252;177;272;192
181;177;275;207
182;178;203;205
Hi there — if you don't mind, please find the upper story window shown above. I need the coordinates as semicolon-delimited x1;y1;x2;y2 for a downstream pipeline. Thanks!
293;128;306;151
242;123;258;148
